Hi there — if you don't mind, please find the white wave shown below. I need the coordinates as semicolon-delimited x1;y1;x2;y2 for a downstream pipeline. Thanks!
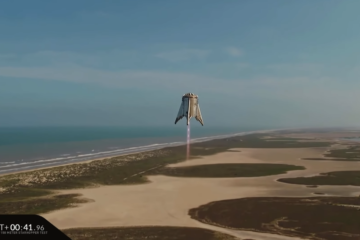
33;156;74;163
0;156;75;169
77;153;97;157
0;161;15;165
0;161;40;168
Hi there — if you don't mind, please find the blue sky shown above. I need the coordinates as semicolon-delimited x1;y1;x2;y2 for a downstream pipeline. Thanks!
1;0;360;128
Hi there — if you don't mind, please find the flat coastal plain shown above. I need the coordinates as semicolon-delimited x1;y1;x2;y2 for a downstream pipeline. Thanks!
2;131;360;240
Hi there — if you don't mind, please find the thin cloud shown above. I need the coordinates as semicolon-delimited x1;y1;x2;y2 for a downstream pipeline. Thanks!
155;49;210;61
225;47;242;57
0;50;137;67
266;63;323;72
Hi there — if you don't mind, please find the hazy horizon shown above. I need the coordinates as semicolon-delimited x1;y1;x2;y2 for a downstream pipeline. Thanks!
1;1;360;128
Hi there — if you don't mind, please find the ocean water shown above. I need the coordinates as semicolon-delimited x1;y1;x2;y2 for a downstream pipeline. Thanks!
0;126;268;174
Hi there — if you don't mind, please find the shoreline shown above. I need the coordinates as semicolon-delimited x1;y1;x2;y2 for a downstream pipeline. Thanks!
0;129;279;177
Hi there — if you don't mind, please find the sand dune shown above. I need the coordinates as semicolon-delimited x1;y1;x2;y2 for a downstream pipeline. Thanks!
41;147;360;240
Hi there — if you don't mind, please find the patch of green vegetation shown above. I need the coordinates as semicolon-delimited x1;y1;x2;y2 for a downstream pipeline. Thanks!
278;171;360;186
328;146;360;159
301;145;360;161
189;197;360;240
0;188;52;202
302;158;351;161
149;163;304;178
325;147;360;159
62;226;238;240
192;133;331;149
263;137;311;141
0;193;88;214
0;178;21;188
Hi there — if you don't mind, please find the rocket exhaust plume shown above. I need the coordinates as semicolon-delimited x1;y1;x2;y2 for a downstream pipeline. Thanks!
187;121;190;160
174;93;204;160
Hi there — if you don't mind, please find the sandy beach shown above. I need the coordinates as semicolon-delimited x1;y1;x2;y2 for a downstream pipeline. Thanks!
40;146;360;240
